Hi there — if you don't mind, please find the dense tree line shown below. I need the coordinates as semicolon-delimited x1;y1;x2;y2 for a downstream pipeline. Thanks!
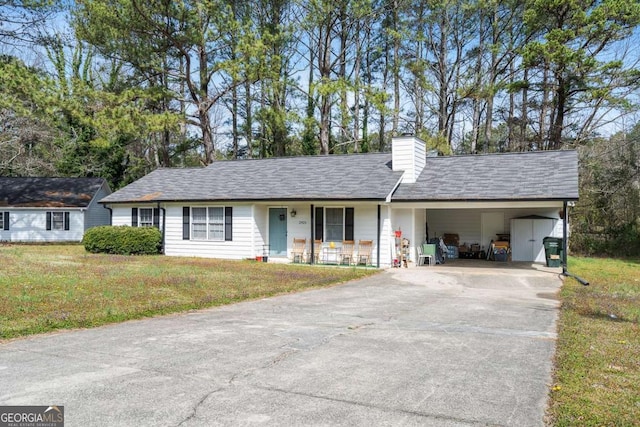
1;0;640;254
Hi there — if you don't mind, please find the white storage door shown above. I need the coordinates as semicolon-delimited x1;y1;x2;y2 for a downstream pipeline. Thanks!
511;218;556;262
532;219;555;263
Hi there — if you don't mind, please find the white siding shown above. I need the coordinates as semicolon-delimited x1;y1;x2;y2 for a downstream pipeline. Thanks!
0;209;84;242
111;205;135;227
391;136;426;183
113;201;391;266
253;205;267;258
163;203;254;260
378;205;394;267
110;204;165;230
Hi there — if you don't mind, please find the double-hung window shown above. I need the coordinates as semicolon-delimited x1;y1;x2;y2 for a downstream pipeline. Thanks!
46;212;70;231
0;211;8;230
131;208;160;228
139;208;153;227
325;208;344;242
187;207;230;241
314;207;354;242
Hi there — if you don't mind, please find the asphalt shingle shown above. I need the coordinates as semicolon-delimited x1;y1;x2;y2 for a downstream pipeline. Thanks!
100;150;579;204
392;150;579;201
100;153;402;203
0;177;108;207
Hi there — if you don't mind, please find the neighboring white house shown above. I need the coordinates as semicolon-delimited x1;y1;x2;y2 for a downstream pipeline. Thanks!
0;177;112;242
99;136;579;267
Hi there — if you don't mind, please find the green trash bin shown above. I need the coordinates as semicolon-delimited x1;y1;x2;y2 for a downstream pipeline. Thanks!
543;237;563;267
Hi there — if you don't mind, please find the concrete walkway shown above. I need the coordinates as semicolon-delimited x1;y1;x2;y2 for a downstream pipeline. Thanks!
0;264;562;426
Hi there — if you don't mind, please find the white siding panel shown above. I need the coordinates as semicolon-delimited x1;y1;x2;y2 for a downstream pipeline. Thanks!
111;205;134;227
2;210;84;242
164;204;254;260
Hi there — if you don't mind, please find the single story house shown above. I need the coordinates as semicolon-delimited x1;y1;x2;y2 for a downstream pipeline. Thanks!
0;177;112;242
99;136;578;268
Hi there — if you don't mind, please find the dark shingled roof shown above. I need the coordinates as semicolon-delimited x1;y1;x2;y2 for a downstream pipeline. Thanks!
100;153;403;203
392;150;579;201
0;177;108;207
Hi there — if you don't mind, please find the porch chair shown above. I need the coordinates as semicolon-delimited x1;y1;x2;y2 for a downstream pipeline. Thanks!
292;238;307;263
356;240;373;266
313;239;322;263
418;243;436;266
340;240;355;265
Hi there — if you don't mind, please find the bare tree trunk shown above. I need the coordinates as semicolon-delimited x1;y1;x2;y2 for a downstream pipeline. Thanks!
244;79;252;157
550;75;566;150
392;0;400;135
231;82;239;159
539;64;550;150
353;20;361;153
318;17;332;155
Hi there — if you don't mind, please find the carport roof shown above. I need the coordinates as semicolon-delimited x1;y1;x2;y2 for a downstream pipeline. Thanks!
392;150;579;201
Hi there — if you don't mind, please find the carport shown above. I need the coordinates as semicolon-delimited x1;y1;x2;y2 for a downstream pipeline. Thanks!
389;150;579;267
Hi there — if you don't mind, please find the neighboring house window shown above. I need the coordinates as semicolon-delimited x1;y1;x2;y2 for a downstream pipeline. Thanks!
182;206;232;241
0;211;8;230
46;212;70;231
314;207;354;242
131;208;160;228
139;208;153;227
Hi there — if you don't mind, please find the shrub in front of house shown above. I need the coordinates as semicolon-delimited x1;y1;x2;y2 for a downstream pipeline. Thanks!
83;226;161;255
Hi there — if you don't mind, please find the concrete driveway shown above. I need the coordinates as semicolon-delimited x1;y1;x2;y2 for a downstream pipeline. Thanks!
0;263;562;426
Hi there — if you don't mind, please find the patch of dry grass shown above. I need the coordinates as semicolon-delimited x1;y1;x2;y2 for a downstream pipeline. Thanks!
548;257;640;426
0;244;378;339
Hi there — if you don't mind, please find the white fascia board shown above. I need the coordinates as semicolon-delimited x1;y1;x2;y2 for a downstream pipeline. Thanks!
390;200;565;209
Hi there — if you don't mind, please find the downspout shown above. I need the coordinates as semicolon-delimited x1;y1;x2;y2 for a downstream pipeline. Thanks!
310;204;315;265
160;203;166;255
103;204;112;225
561;200;589;286
376;204;381;268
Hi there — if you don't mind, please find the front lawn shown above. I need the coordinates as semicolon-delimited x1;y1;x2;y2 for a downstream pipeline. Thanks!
548;256;640;426
0;244;378;339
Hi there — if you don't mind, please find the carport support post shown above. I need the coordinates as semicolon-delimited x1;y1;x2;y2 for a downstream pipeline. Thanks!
310;204;315;264
376;204;381;268
562;201;568;275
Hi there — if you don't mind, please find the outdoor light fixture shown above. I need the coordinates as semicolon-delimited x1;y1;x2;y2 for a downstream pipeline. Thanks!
290;209;297;218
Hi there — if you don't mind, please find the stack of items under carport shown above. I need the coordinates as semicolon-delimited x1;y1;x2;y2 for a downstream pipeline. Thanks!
443;233;459;259
489;240;510;261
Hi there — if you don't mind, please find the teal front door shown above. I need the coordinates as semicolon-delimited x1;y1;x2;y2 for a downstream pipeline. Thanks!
268;208;288;257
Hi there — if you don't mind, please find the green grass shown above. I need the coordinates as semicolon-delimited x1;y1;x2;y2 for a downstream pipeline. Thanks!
548;256;640;426
0;244;378;340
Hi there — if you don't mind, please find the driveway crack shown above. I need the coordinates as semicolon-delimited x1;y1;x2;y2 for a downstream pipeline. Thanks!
174;387;225;427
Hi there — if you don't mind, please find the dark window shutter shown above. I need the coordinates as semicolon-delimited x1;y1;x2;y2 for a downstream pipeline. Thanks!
225;207;233;241
3;212;8;230
345;207;354;241
182;207;190;240
153;208;160;228
315;207;324;242
46;212;52;230
131;208;138;227
64;212;70;230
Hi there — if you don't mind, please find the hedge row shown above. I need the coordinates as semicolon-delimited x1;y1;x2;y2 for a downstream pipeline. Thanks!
83;226;162;255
